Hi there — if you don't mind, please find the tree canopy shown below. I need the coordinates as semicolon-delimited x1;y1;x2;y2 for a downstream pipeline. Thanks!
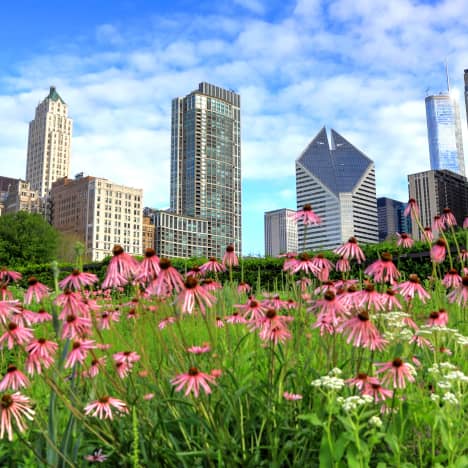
0;211;59;266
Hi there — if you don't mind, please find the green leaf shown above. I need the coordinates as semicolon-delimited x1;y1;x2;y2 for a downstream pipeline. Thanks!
332;433;349;462
319;435;332;468
298;413;323;427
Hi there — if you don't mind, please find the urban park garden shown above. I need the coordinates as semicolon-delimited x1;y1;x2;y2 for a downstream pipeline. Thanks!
0;202;467;467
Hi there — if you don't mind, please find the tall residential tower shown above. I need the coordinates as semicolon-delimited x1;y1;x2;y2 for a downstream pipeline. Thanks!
170;82;241;257
295;127;378;251
25;87;72;197
425;93;465;177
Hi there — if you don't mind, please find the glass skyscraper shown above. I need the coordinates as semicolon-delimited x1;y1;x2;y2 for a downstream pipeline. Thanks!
425;93;465;176
170;83;241;257
295;127;378;251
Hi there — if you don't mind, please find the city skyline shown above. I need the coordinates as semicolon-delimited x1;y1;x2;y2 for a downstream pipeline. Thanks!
0;0;467;255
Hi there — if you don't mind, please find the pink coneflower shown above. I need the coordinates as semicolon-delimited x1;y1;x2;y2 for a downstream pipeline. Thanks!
0;322;34;349
442;208;457;227
135;248;161;284
296;277;312;292
222;245;239;268
431;239;447;263
186;266;202;278
463;217;468;229
59;269;98;290
281;252;298;271
201;278;222;291
102;245;139;289
396;233;414;248
259;324;292;345
334;237;366;264
171;367;217;397
381;288;402;311
61;314;92;339
24;277;49;304
442;269;462;289
84;357;106;378
356;283;385;311
113;351;141;365
177;277;216;315
235;297;266;320
56;290;89;319
308;289;349;325
115;361;131;379
200;257;226;275
375;358;415;389
264;294;290;311
335;257;351;273
143;393;155;401
0;300;20;325
404;198;419;218
97;310;120;330
255;309;292;344
147;258;184;296
293;203;321;225
32;308;53;323
0;392;35;441
310;254;334;281
345;372;380;391
338;311;387;351
364;252;400;284
0;365;29;391
237;282;251;294
158;316;177;330
409;334;433;350
0;267;22;284
395;274;431;303
423;227;434;242
84;396;129;420
285;253;319;275
187;343;211;354
283;392;303;401
447;276;468;306
459;249;468;262
225;312;247;324
432;215;445;232
362;383;393;402
84;449;108;463
25;338;57;375
65;340;96;368
215;316;225;328
0;285;13;301
426;309;449;327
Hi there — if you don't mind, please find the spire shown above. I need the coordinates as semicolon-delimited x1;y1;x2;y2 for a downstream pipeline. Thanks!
47;86;65;104
445;58;451;93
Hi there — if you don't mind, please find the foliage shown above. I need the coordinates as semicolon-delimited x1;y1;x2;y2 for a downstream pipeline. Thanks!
0;211;59;266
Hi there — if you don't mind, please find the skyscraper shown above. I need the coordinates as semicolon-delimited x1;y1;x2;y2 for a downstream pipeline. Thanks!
464;69;468;131
264;208;298;256
295;127;378;251
408;169;468;240
170;82;241;257
425;93;465;176
26;86;73;197
377;197;411;242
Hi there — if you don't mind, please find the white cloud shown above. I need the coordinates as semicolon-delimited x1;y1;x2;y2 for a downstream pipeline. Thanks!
1;1;467;254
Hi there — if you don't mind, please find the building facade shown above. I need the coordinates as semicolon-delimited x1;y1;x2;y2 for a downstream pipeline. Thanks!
49;175;143;261
26;86;73;198
170;82;241;257
377;197;412;242
142;216;155;253
295;127;378;251
264;208;298;256
408;169;468;240
4;180;41;214
425;93;465;176
144;208;209;259
0;176;19;215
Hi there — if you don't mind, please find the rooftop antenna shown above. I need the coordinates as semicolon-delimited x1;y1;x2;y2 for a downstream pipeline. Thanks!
445;58;451;93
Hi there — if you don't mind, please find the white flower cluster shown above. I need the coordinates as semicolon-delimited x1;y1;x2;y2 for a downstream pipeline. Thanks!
419;325;459;335
311;375;345;391
336;395;373;412
369;415;383;428
442;392;459;405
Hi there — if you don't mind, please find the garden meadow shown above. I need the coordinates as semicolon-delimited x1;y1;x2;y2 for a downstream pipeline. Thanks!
0;201;467;467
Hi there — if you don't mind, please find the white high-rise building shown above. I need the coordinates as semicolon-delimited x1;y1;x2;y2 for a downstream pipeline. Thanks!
26;86;72;197
295;127;378;251
264;209;297;256
49;175;143;261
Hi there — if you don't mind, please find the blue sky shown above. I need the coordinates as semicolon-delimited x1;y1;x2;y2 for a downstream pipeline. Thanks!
1;0;467;255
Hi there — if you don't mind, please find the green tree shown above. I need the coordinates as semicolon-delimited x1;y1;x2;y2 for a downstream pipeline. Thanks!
0;211;59;266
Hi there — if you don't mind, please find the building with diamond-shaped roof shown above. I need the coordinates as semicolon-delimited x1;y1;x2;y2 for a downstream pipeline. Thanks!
295;127;378;251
